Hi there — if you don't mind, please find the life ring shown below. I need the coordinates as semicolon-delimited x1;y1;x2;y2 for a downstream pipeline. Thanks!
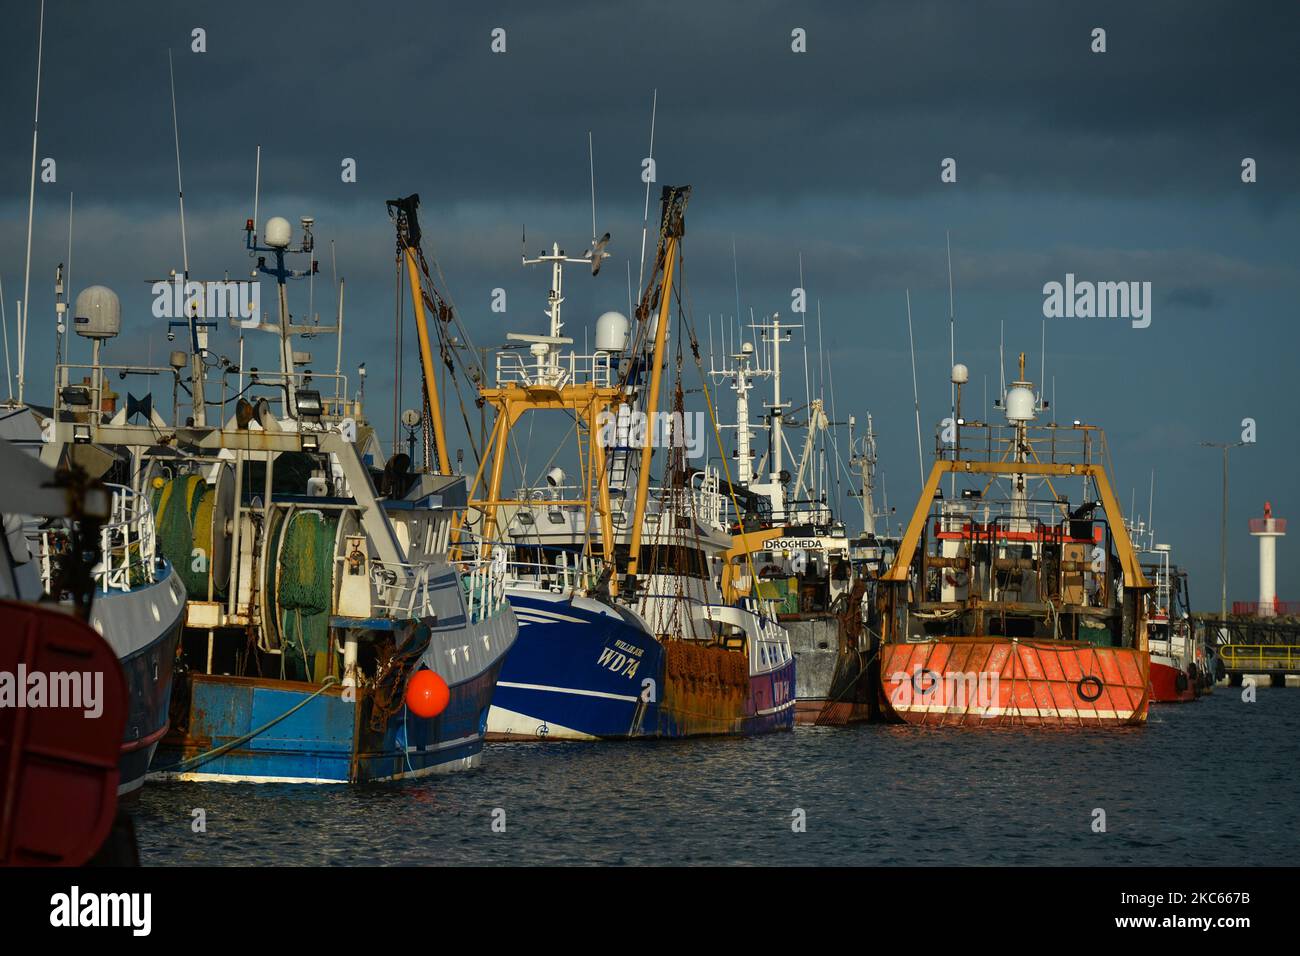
1076;675;1104;702
911;668;941;696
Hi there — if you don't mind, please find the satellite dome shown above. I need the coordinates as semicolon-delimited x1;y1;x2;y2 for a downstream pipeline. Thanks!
594;311;629;352
74;286;121;340
1005;384;1036;423
264;216;292;249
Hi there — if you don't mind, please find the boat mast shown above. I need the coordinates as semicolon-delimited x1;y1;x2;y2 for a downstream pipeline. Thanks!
388;195;451;474
850;412;879;536
17;0;45;406
622;185;689;593
709;323;769;489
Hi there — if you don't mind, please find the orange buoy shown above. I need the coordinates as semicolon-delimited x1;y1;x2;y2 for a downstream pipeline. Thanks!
405;669;450;718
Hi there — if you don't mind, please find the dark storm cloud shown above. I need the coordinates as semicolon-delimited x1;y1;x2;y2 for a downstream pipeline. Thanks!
3;0;1299;209
2;0;1298;605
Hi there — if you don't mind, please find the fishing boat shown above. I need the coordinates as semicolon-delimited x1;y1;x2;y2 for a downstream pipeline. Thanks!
456;185;794;740
713;316;895;725
875;355;1152;727
3;292;186;797
1141;547;1199;702
38;209;516;783
0;435;135;864
34;479;186;792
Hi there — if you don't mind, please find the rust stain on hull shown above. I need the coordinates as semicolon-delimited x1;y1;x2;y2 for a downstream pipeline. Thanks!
658;641;750;736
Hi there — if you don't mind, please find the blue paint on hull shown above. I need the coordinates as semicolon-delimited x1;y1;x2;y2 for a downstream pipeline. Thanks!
97;568;184;797
150;608;513;784
150;670;495;782
492;594;664;738
492;592;794;739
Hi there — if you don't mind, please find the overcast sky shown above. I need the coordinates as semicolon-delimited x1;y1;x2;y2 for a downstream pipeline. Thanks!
3;0;1298;606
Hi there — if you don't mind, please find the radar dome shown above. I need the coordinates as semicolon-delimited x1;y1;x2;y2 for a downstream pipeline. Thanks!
264;216;292;249
74;286;121;340
594;311;629;352
951;363;969;385
1005;384;1036;422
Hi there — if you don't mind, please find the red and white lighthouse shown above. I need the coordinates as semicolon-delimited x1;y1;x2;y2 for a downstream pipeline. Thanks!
1249;502;1287;616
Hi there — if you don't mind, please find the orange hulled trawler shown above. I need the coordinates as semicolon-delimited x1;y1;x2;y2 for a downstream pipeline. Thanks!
877;354;1151;727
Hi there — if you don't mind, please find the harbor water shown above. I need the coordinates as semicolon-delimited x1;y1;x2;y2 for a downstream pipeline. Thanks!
131;686;1299;866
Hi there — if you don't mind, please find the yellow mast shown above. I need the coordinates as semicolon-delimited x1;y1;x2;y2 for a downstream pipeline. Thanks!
621;186;690;594
388;195;451;475
403;248;451;475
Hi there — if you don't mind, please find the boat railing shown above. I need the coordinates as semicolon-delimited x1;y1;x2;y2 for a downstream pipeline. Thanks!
935;420;1107;466
502;554;605;594
37;483;159;595
935;499;1107;536
367;560;436;620
453;557;508;624
495;350;613;389
52;360;357;426
368;556;506;625
506;480;723;533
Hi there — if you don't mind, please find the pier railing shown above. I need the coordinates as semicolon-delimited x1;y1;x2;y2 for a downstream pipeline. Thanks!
1218;645;1300;673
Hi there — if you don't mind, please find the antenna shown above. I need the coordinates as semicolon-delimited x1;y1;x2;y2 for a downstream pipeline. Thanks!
1040;317;1046;401
588;130;597;244
732;235;742;339
1;280;12;400
332;240;344;401
18;0;46;405
999;320;1006;398
906;289;924;486
635;89;657;308
168;50;190;279
800;254;811;416
946;232;958;496
946;230;955;415
252;144;261;236
1148;469;1156;545
61;191;72;365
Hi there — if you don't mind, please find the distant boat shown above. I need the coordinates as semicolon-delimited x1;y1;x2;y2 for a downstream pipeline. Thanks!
1140;547;1199;703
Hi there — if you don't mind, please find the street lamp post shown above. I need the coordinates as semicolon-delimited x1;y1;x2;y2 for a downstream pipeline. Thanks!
1200;439;1247;622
